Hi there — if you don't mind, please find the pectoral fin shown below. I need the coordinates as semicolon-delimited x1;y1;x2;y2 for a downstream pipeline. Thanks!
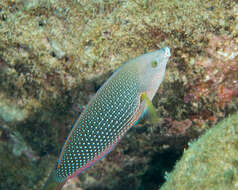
140;93;159;125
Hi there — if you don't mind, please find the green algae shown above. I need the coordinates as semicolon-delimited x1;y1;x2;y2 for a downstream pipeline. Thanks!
160;112;238;190
0;95;27;122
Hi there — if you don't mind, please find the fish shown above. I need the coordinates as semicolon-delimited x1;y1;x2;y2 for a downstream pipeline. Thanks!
42;47;171;190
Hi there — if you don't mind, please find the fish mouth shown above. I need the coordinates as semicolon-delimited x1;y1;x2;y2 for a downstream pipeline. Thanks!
163;47;171;58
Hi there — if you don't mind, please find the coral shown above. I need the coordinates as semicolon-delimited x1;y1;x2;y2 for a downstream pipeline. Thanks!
160;112;238;190
185;33;238;115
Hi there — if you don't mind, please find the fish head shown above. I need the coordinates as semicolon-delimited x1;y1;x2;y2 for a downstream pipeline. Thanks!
135;47;170;100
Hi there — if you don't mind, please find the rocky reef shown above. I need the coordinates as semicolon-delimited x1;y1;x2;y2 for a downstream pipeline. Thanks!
161;112;238;190
0;0;237;189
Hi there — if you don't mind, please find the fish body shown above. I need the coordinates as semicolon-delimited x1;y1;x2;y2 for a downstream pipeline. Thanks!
43;47;171;190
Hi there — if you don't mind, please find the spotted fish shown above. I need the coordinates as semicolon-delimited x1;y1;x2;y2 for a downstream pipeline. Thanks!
43;47;171;190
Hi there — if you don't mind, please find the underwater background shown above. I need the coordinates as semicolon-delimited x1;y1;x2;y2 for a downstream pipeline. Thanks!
0;0;237;190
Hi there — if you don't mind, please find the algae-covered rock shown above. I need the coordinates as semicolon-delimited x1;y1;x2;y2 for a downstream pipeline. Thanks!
0;0;237;189
161;112;238;190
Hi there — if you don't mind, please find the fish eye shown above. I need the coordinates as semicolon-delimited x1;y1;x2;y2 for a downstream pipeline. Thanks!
151;60;158;68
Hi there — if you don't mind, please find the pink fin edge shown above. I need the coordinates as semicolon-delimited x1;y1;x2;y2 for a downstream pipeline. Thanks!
67;141;118;180
67;102;142;181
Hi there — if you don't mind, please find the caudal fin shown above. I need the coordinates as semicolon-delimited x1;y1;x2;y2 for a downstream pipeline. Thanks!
42;172;65;190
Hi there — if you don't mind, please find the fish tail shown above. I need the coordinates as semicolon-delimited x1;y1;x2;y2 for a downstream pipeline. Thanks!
42;171;66;190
